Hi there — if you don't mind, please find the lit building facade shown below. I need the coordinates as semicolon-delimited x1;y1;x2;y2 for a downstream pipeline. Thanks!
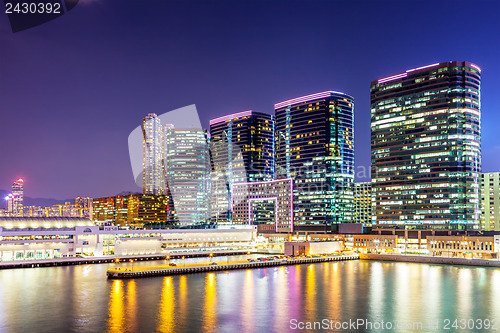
371;61;481;228
209;111;275;224
75;196;92;209
231;178;293;233
74;196;93;219
481;172;500;231
142;113;166;195
6;194;15;214
354;182;372;226
93;194;171;228
275;91;355;225
8;178;24;215
165;128;211;225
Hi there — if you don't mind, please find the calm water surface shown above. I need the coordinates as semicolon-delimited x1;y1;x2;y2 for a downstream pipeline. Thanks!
1;256;499;332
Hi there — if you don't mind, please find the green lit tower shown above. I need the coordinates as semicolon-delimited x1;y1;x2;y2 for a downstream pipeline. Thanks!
275;91;355;225
371;61;481;228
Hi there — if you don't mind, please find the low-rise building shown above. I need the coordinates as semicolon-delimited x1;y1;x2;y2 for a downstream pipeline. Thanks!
427;235;500;259
352;234;398;252
0;217;256;262
231;179;293;233
284;241;343;256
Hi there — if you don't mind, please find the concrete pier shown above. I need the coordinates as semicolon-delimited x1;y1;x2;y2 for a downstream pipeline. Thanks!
106;255;360;279
360;253;500;268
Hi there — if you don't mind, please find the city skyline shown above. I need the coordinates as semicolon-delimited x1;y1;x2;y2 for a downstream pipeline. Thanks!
2;2;500;332
1;0;499;200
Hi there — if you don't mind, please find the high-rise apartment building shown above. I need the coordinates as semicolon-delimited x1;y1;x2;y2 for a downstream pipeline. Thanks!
209;111;275;224
481;172;500;231
6;194;15;214
354;182;372;226
165;128;211;225
74;196;93;218
8;178;24;215
74;196;92;209
142;113;165;195
371;61;481;228
275;91;355;225
12;178;23;209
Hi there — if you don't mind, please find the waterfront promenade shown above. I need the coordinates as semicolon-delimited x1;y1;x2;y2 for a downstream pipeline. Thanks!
106;254;360;279
360;253;500;268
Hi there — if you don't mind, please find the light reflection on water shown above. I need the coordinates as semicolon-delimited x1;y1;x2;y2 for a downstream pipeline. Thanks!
0;258;499;332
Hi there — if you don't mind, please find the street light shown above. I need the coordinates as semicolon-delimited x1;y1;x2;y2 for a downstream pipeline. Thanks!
130;259;134;270
209;253;213;263
182;256;185;268
115;258;119;269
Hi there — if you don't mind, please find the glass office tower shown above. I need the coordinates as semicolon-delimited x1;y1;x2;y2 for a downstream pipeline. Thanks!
142;113;165;195
275;91;355;225
209;111;275;224
371;61;481;228
165;128;211;226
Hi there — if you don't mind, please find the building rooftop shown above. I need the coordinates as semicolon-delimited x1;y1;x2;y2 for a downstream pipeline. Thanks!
0;217;94;229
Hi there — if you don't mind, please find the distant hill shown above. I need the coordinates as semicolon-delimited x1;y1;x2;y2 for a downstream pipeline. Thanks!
0;189;141;209
115;191;141;196
23;196;73;207
0;189;70;209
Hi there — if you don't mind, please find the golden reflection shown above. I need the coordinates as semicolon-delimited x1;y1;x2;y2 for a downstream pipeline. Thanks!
274;265;288;332
305;264;317;320
241;270;254;332
327;262;341;319
108;280;125;333
126;280;137;332
177;275;187;327
157;276;175;333
202;273;217;332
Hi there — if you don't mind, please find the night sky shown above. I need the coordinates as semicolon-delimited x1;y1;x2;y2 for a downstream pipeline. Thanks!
1;0;499;200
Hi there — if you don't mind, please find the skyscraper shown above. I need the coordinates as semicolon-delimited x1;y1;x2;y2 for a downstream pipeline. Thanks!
142;114;165;195
275;91;355;225
209;111;275;224
11;178;24;215
165;128;211;225
371;61;481;228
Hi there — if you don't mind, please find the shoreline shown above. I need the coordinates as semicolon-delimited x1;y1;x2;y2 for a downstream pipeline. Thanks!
360;253;500;268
